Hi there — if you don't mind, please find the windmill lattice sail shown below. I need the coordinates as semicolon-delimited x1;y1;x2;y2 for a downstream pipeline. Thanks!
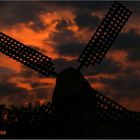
77;2;132;71
94;90;140;137
0;32;56;77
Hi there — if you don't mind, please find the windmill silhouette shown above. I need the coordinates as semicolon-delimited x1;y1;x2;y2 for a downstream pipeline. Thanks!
0;1;140;138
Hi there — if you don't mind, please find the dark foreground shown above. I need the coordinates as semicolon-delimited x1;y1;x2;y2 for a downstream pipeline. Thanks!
0;99;140;138
1;68;140;138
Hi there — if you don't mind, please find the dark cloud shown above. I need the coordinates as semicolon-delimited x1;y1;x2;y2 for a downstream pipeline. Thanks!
7;91;28;105
33;88;48;98
52;27;86;57
84;58;122;76
0;1;109;30
0;76;29;105
30;82;48;89
56;20;68;30
30;81;50;89
57;42;85;57
0;82;28;97
0;67;17;83
54;1;111;30
0;1;136;31
113;29;140;62
0;1;48;30
53;24;85;57
54;58;78;73
87;65;140;100
0;66;50;105
127;50;140;61
114;29;140;50
0;67;29;104
101;74;140;100
74;11;100;29
36;92;48;99
20;65;37;79
52;29;75;44
50;1;112;11
64;1;139;16
0;67;15;78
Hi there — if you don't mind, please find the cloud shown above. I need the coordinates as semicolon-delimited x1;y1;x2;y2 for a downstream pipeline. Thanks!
0;67;16;78
36;91;49;100
0;67;29;104
111;29;140;63
0;1;48;31
114;29;140;50
74;10;100;29
0;66;55;105
0;1;140;111
0;82;27;97
88;68;140;100
20;65;40;79
52;29;75;44
57;42;85;57
0;78;29;105
84;46;140;106
128;50;140;61
84;57;122;77
54;58;78;73
56;19;68;30
30;81;49;89
52;1;112;12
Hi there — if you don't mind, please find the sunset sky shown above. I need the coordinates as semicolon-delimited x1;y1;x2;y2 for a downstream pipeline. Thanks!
0;1;140;111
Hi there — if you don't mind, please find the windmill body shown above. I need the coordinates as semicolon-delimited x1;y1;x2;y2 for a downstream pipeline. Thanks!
0;1;140;138
52;68;140;138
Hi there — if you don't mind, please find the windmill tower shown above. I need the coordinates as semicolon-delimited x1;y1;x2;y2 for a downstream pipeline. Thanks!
0;1;140;138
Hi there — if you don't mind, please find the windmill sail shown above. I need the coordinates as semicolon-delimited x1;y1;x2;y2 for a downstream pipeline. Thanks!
0;32;56;77
77;2;132;71
94;90;140;137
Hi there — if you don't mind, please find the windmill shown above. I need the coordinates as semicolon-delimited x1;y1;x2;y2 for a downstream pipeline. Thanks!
0;1;139;138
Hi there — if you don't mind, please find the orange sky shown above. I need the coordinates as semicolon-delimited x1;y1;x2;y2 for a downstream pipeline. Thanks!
0;2;140;111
